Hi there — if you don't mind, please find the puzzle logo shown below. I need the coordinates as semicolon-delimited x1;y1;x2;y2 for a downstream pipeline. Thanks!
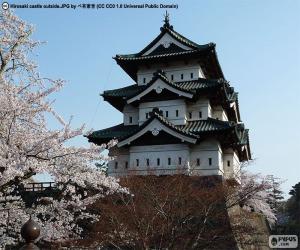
269;235;298;248
2;2;9;10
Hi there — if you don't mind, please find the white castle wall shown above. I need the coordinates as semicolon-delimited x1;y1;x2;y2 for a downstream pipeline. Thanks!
223;148;240;180
212;105;228;121
137;61;205;85
139;99;187;125
189;139;223;176
186;98;211;120
107;139;242;180
123;104;139;125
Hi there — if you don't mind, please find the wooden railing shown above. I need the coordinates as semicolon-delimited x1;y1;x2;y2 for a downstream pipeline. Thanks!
23;182;56;192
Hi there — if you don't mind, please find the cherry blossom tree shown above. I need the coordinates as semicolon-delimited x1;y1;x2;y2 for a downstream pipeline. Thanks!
0;10;124;247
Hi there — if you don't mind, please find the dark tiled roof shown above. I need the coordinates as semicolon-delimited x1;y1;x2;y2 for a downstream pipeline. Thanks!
87;117;236;145
177;118;234;134
102;76;225;99
116;24;214;61
102;84;145;98
87;123;139;144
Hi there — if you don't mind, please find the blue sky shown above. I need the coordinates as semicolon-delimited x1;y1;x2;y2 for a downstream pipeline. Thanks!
9;0;300;197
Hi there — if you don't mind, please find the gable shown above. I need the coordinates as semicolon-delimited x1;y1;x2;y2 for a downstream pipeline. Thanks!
117;118;197;147
127;78;193;104
142;33;193;56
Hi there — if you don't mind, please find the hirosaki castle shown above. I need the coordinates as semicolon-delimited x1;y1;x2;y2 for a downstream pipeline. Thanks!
87;15;251;180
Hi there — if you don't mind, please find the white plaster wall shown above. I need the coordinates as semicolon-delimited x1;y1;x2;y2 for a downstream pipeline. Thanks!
139;99;187;125
137;61;205;85
123;104;139;125
129;144;190;171
212;105;228;121
223;148;241;180
186;98;211;120
189;139;223;175
107;147;130;174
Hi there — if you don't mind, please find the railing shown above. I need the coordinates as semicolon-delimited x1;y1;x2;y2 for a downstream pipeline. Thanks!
23;182;56;192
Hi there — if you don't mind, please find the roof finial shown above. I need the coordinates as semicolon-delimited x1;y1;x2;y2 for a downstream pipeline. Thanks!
164;10;170;26
162;10;173;30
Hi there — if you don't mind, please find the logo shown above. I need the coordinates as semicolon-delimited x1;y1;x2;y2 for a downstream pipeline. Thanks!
2;2;9;10
269;235;298;248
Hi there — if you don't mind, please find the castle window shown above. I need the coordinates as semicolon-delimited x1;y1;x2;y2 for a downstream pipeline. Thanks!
227;160;231;167
199;111;202;118
157;158;160;166
181;74;184;80
178;157;182;165
209;158;212;166
165;111;168;117
146;158;150;166
176;110;179;117
143;77;146;84
136;159;139;167
197;158;200;166
171;74;174;81
129;116;133;124
190;72;194;79
168;157;171;165
189;112;192;119
146;112;149;119
125;161;128;169
114;162;118;169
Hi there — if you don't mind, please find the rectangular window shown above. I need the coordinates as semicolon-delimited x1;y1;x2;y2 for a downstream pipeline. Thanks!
181;74;184;80
209;158;212;166
171;74;174;81
125;161;128;169
146;112;149;119
178;157;182;165
176;110;179;117
168;157;171;165
197;158;200;166
190;72;194;79
189;112;192;119
129;116;133;124
114;162;118;169
157;158;160;166
146;158;150;167
227;160;231;167
143;78;146;84
136;159;139;167
199;111;202;118
165;111;168;117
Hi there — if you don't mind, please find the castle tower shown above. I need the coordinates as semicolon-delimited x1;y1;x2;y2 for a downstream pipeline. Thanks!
87;15;251;181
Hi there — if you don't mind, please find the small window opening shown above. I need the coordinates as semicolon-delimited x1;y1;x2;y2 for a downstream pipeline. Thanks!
189;112;192;119
136;159;139;167
227;160;231;167
171;74;174;81
178;157;182;165
129;116;133;124
209;158;212;166
157;158;160;166
199;111;202;118
146;158;150;167
190;73;194;79
181;74;184;80
114;162;118;169
146;113;149;119
125;161;128;169
143;78;146;84
176;110;179;117
166;111;169;117
168;157;171;165
197;158;200;166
